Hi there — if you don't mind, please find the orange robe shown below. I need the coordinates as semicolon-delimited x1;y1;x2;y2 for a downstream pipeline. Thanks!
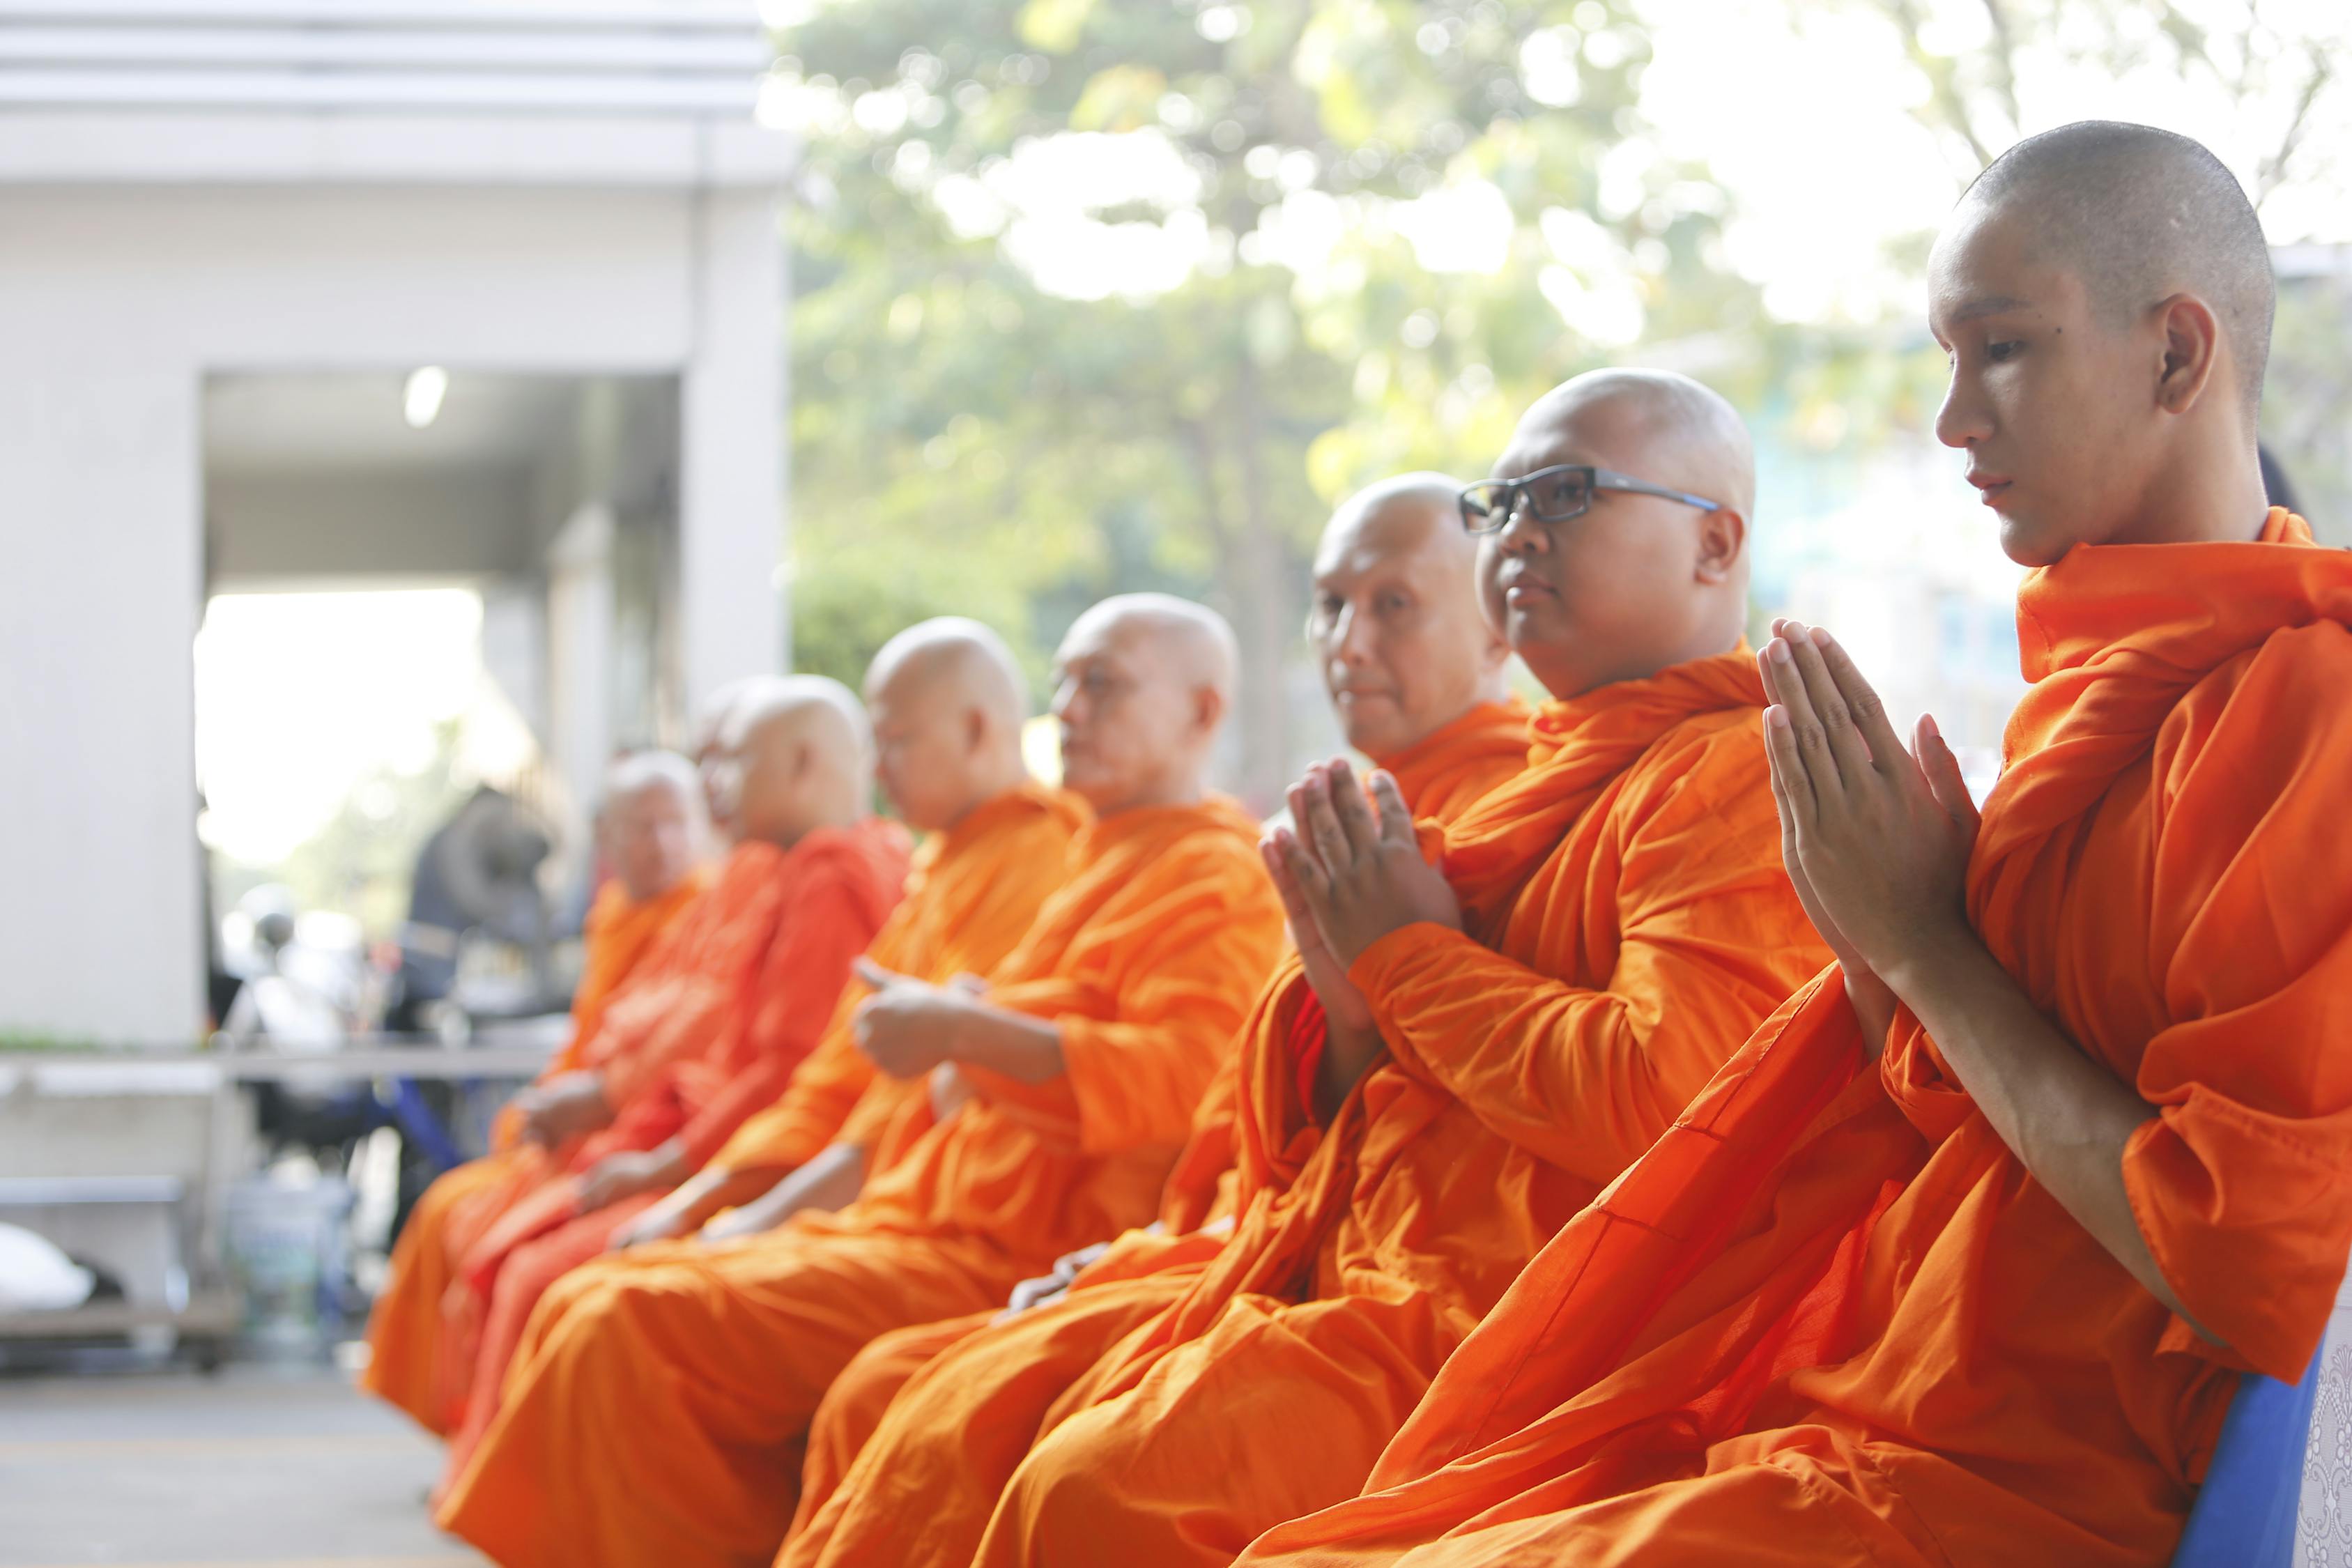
808;654;1822;1568
783;698;1532;1562
433;819;912;1484
436;797;1287;1568
362;866;707;1434
1240;509;2352;1568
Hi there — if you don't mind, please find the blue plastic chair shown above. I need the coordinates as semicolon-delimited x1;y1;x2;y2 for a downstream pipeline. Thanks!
2170;1354;2323;1567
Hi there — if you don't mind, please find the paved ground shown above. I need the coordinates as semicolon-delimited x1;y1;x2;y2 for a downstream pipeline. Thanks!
0;1362;484;1567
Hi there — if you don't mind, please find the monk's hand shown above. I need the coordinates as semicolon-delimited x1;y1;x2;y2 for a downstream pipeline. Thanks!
997;1240;1112;1321
1262;829;1376;1033
1760;621;1978;1005
517;1070;613;1147
573;1144;689;1211
608;1165;728;1251
1287;760;1461;969
929;1062;977;1120
850;958;969;1081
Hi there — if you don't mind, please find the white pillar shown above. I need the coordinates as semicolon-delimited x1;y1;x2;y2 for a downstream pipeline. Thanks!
546;502;617;868
677;187;785;706
0;367;204;1045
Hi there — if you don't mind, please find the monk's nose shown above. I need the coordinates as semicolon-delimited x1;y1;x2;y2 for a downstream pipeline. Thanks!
1935;374;1991;449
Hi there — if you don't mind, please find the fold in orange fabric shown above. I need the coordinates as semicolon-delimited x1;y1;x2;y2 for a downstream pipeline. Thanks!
436;797;1287;1568
783;702;1532;1565
799;654;1822;1568
1242;509;2352;1568
362;863;709;1434
714;782;1089;1183
432;818;912;1489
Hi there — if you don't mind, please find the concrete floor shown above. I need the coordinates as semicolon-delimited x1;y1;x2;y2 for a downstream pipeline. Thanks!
0;1362;484;1567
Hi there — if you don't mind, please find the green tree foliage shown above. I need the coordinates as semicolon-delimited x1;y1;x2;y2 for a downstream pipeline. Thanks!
777;0;1779;804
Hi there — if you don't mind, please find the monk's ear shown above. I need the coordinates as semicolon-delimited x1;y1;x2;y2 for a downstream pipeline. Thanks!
2153;293;2222;416
1192;682;1227;739
1693;506;1746;586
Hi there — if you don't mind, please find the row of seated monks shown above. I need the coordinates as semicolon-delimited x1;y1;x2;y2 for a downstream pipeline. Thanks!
364;121;2352;1567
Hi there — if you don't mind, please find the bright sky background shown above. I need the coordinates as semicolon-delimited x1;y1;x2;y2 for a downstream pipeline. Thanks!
194;590;535;866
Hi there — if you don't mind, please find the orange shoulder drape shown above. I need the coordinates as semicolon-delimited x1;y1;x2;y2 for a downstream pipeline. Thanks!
1243;510;2352;1568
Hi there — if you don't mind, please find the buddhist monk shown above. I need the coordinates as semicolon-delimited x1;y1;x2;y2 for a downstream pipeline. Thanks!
608;617;1086;1252
362;748;709;1434
782;473;1529;1565
436;595;1288;1568
1240;121;2352;1568
431;679;912;1484
801;374;1827;1568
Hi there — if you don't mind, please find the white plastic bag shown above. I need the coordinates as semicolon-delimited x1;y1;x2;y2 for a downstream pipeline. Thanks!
0;1221;97;1312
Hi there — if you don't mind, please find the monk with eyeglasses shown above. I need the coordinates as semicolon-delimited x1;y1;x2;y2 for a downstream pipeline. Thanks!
799;369;1831;1568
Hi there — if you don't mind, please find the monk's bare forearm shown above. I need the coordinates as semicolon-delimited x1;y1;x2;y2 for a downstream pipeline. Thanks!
947;1006;1067;1084
1312;1019;1385;1124
1886;935;2211;1340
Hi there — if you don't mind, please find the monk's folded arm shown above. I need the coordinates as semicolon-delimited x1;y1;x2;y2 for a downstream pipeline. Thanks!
709;1028;881;1182
1889;937;2206;1337
664;875;892;1171
1351;752;1813;1184
962;857;1279;1153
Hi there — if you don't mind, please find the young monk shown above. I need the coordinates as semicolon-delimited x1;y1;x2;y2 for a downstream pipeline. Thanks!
362;748;709;1434
606;617;1086;1250
819;372;1826;1568
436;594;1288;1568
1240;119;2352;1568
781;472;1529;1565
431;679;912;1484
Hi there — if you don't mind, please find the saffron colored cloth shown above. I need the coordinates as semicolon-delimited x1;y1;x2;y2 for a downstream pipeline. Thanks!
712;783;1089;1182
1240;509;2352;1568
782;704;1532;1563
434;798;1287;1568
807;651;1825;1568
360;852;733;1435
433;820;912;1487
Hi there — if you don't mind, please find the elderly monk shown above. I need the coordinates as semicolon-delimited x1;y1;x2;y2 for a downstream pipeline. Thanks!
608;617;1087;1252
781;473;1528;1566
436;594;1287;1568
363;748;709;1435
1241;121;2352;1568
823;373;1826;1568
431;679;912;1484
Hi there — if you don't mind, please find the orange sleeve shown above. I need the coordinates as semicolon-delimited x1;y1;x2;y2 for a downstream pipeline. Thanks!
663;855;893;1170
709;1003;878;1174
964;841;1284;1157
1349;732;1824;1188
2121;624;2352;1381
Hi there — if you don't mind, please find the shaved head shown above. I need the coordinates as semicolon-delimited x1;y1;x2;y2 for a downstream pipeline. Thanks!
1052;594;1237;813
725;676;875;845
689;676;769;760
1312;474;1509;758
1964;120;2273;417
599;749;702;900
1482;369;1754;699
864;617;1033;831
1929;121;2275;561
1517;369;1755;523
1065;593;1238;705
604;748;700;812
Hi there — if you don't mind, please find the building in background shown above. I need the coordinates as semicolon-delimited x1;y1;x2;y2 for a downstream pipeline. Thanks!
0;1;792;1047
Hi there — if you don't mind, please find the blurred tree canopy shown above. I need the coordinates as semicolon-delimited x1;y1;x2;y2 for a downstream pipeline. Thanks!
776;0;1804;805
774;0;2349;804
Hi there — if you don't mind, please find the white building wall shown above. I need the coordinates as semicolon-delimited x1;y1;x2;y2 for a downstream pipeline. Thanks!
0;180;783;1044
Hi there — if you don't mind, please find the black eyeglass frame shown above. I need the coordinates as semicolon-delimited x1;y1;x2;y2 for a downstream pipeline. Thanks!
1458;464;1724;535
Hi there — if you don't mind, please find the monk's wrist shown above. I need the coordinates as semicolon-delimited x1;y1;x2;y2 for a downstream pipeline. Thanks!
1875;923;2001;1022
